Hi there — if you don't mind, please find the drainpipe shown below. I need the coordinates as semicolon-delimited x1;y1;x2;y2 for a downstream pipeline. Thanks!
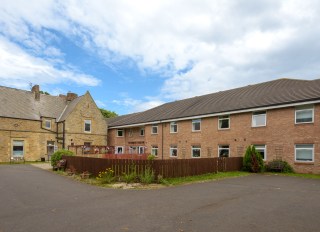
161;121;164;160
62;121;65;149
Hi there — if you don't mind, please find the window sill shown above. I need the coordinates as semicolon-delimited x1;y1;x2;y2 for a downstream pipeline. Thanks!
218;128;230;131
192;130;201;133
294;162;314;165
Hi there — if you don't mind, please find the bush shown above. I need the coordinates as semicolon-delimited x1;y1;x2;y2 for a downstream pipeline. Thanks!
51;149;74;167
140;167;155;184
147;154;156;160
122;164;139;183
267;160;294;173
96;168;115;184
243;145;265;173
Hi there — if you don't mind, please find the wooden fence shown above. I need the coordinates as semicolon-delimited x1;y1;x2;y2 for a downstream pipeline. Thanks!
62;156;243;178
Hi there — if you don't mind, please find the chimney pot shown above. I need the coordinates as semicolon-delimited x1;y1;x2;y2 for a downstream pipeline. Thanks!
66;92;78;101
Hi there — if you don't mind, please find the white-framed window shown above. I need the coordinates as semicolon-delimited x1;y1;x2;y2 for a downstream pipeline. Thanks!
115;146;124;154
218;145;230;157
192;119;201;132
295;144;314;162
117;129;124;137
254;144;267;161
218;115;230;129
252;111;266;127
151;124;158;134
129;146;136;154
138;146;145;154
295;105;314;124
12;140;24;157
45;120;51;129
128;129;133;137
170;122;178;133
84;120;91;133
140;127;145;136
170;145;178;157
191;145;201;158
151;145;158;157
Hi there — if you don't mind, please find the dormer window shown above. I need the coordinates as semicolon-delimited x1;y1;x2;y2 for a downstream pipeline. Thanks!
45;120;51;129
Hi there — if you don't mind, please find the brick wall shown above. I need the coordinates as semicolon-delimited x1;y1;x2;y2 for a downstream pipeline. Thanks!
108;104;320;174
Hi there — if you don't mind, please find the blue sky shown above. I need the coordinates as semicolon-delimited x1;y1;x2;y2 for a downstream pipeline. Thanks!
1;0;320;115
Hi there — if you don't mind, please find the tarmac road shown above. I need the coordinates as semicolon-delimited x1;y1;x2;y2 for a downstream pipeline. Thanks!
0;164;319;232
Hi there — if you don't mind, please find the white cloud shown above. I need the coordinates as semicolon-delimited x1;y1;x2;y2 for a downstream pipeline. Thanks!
113;97;164;113
1;0;320;108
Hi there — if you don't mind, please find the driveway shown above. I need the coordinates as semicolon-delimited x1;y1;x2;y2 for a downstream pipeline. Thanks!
0;165;319;232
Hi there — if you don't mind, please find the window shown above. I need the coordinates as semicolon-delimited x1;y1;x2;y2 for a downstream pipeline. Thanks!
84;120;91;132
218;115;230;129
151;146;158;157
117;129;124;137
151;124;158;134
115;146;124;154
254;145;266;161
191;145;201;158
45;120;51;129
295;144;314;162
192;119;201;131
140;127;145;136
295;105;314;124
252;111;266;127
218;145;230;157
12;140;24;157
170;122;178;133
128;129;133;137
138;146;145;154
170;145;178;157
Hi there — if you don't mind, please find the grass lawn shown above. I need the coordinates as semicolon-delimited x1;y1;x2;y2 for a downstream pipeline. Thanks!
274;172;320;179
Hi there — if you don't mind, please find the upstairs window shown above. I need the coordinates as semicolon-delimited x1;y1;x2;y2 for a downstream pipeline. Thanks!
170;122;178;133
151;124;158;134
45;120;51;129
117;129;124;137
191;145;201;158
218;115;230;129
140;127;145;136
192;119;201;132
252;111;266;127
295;105;314;124
84;120;91;133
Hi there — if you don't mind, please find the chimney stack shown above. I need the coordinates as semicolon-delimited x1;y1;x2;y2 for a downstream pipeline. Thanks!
66;92;78;101
31;85;40;101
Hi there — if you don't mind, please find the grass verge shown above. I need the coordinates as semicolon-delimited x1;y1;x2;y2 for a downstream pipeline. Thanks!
272;172;320;179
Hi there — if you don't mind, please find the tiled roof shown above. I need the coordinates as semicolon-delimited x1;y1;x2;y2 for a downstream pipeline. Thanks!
108;78;320;127
0;86;81;121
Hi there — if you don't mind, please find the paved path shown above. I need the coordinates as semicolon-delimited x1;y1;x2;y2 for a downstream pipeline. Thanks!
0;165;319;232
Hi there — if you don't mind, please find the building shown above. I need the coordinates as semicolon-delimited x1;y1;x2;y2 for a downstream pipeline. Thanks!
108;78;320;174
0;85;107;162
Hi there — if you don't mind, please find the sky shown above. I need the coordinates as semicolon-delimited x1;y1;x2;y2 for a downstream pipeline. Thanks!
1;0;320;115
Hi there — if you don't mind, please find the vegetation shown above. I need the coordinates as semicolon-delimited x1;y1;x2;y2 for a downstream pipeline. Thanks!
140;167;155;184
39;90;50;95
266;160;294;173
96;168;115;184
100;108;118;118
278;173;320;179
51;149;74;166
243;145;265;173
147;154;156;160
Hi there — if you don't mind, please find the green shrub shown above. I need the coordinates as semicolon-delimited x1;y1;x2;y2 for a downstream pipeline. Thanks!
140;167;155;184
96;168;115;184
243;145;265;173
51;149;74;167
267;160;294;173
147;154;156;160
122;164;139;183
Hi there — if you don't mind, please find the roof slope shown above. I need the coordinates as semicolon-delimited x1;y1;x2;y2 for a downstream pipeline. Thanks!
0;86;81;121
109;78;320;127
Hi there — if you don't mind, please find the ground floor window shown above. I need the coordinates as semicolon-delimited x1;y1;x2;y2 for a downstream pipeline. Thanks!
170;145;178;157
254;145;266;161
116;146;124;154
295;144;314;162
138;146;145;154
191;145;201;158
218;145;230;157
12;140;24;157
151;146;158;157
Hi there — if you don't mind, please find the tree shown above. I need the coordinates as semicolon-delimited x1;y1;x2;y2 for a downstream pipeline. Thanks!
243;145;265;173
39;90;50;95
100;108;118;118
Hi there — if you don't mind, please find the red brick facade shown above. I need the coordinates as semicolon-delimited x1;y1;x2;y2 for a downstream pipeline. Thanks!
108;104;320;174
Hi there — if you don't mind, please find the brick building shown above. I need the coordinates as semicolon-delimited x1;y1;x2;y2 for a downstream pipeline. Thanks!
0;85;107;162
108;79;320;174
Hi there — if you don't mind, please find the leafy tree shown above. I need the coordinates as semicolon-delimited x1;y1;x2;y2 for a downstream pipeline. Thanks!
243;145;265;173
100;108;118;118
39;90;50;95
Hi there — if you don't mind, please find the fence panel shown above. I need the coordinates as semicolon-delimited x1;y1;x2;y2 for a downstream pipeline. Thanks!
63;156;243;178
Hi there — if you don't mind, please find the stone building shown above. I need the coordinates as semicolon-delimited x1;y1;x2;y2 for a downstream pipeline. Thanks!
0;85;107;162
108;79;320;174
